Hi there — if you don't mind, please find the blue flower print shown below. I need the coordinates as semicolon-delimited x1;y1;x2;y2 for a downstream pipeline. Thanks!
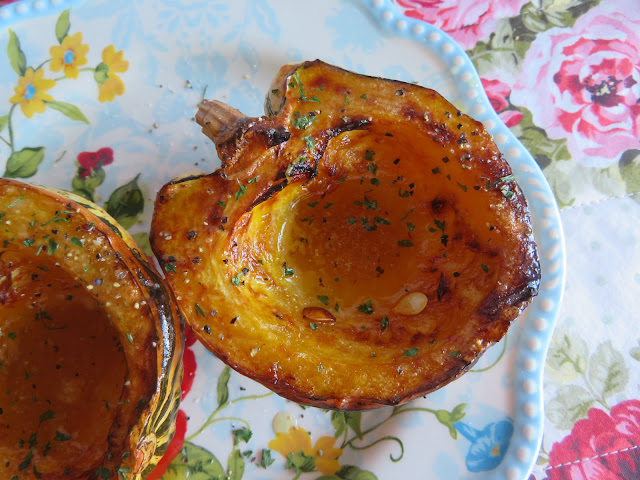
453;419;513;472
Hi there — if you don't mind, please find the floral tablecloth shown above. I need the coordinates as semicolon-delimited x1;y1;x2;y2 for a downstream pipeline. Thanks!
397;1;640;478
1;0;639;479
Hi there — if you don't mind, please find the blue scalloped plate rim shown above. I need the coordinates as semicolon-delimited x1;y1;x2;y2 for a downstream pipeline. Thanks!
0;1;566;479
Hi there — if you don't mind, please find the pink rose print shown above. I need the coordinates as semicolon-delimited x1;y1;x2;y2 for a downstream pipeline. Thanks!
481;77;522;127
511;6;640;167
394;0;528;50
77;147;114;178
544;400;640;480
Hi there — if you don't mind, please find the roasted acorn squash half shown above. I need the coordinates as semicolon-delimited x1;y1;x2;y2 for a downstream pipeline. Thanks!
0;178;183;479
151;60;541;410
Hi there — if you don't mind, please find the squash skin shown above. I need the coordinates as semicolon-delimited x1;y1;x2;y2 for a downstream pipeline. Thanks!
151;60;540;410
0;179;183;479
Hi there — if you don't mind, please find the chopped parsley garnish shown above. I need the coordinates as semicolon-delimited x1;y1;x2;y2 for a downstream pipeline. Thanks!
39;410;55;423
302;134;315;150
218;200;227;207
364;150;375;161
7;195;24;208
344;92;350;105
346;217;356;225
457;182;468;192
368;163;378;175
434;219;445;232
374;217;391;225
235;180;247;200
233;427;252;445
70;237;83;247
480;264;489;273
292;111;317;130
398;239;414;247
501;174;516;183
317;295;329;305
357;300;374;315
47;238;58;255
370;178;381;186
400;208;414;221
380;317;389;331
165;264;176;272
360;93;368;99
283;264;294;276
449;350;461;357
406;222;415;231
364;196;377;210
248;175;259;184
310;323;318;330
307;202;318;208
125;333;134;343
231;272;243;286
195;303;206;316
398;188;410;198
23;238;35;247
403;347;418;357
432;167;441;174
260;449;275;468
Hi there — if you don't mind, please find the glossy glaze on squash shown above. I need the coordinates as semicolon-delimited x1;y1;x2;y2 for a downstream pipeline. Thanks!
0;179;183;479
151;60;541;410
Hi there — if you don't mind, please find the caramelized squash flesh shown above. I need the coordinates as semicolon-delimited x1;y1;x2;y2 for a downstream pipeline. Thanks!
151;60;541;410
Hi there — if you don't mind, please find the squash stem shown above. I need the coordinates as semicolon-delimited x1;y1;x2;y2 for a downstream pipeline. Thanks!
195;99;247;143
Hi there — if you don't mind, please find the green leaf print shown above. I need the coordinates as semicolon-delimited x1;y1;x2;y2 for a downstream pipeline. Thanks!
547;385;595;430
105;174;144;229
160;441;225;480
546;331;589;381
4;147;45;178
331;412;363;439
316;465;378;480
226;448;245;480
131;232;153;258
619;149;640;197
588;341;628;402
7;29;27;76
0;114;8;133
466;19;525;78
217;366;232;407
71;167;106;202
46;100;89;124
630;341;640;362
509;107;571;170
55;9;71;44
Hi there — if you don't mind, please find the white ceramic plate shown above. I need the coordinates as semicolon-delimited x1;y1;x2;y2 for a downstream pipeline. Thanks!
0;1;565;479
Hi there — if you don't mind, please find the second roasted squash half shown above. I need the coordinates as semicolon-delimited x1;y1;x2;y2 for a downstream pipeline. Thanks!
0;179;183;479
151;60;541;410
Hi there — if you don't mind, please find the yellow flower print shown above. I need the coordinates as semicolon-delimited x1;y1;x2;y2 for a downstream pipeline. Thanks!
95;45;129;103
269;426;313;457
49;32;89;78
9;67;56;118
311;435;343;475
268;426;343;475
